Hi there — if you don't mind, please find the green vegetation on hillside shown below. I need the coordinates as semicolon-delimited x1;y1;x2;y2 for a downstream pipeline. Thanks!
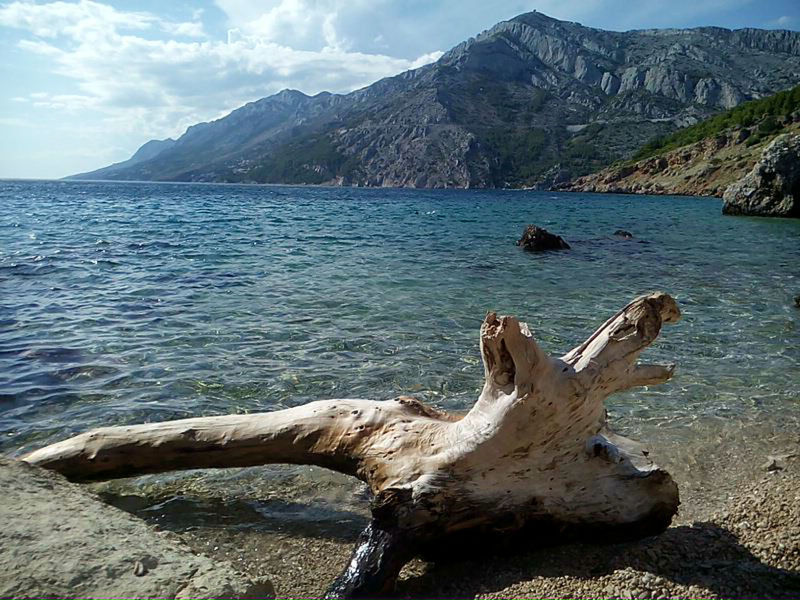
632;84;800;160
481;126;547;185
242;134;358;184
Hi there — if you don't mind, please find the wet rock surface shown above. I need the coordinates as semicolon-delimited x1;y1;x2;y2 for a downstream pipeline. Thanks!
723;134;800;218
516;225;571;251
0;458;273;600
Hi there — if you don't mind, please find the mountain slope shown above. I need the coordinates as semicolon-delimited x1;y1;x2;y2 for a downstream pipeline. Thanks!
71;11;800;188
558;84;800;197
69;138;176;180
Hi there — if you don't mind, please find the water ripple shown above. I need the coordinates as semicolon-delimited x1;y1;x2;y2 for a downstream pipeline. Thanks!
0;181;798;472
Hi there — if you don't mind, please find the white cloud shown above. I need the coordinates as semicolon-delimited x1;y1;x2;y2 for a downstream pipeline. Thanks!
0;0;155;37
769;15;796;28
213;0;602;59
0;0;442;148
160;20;206;39
214;0;356;50
31;93;96;111
0;0;206;40
409;51;445;70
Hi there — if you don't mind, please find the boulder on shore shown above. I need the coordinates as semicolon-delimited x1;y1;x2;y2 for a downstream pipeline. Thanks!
0;457;274;600
722;134;800;218
516;225;571;251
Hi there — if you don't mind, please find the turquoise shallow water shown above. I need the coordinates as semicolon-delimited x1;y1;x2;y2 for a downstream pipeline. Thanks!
1;180;799;511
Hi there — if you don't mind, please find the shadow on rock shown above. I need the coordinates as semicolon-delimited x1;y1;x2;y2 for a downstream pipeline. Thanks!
102;492;368;542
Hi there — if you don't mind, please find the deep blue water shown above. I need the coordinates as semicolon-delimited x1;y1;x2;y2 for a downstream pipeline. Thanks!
1;180;798;478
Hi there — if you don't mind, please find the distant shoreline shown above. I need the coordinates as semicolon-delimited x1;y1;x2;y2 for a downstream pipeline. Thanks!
2;177;726;200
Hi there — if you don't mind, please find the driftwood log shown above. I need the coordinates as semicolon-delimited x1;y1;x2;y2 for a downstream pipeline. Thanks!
23;292;682;598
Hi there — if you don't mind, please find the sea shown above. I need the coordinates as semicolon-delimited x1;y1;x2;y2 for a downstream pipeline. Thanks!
1;179;799;527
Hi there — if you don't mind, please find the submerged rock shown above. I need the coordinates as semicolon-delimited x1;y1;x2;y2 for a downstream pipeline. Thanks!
614;229;634;238
722;134;800;218
0;458;274;600
516;225;571;251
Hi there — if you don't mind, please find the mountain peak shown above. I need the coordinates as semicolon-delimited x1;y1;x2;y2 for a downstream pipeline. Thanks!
273;89;311;102
509;11;567;27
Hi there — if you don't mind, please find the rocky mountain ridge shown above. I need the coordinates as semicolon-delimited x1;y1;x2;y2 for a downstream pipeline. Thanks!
70;11;800;188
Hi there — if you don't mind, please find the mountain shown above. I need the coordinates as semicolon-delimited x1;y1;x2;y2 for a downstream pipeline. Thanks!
557;84;800;197
70;11;800;188
70;138;176;180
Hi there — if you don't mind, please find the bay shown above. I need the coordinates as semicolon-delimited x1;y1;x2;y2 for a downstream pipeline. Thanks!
1;179;798;523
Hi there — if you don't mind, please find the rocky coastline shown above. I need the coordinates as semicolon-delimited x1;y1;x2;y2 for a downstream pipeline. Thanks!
557;123;800;220
557;130;758;198
722;133;800;217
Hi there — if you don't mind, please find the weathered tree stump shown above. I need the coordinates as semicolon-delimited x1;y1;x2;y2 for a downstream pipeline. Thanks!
23;292;682;598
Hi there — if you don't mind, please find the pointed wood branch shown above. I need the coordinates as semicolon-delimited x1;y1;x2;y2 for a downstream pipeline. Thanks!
22;398;451;482
23;292;682;598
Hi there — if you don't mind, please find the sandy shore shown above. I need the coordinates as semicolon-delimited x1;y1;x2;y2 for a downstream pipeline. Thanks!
105;443;799;600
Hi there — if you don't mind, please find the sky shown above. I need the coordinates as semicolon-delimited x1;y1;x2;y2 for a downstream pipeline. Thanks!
1;0;799;179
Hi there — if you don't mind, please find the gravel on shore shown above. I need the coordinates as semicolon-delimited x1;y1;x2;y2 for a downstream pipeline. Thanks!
149;454;800;599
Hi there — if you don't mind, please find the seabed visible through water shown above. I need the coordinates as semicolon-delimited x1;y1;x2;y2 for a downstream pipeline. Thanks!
1;179;798;543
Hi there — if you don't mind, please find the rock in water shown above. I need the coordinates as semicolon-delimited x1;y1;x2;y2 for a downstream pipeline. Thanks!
516;225;571;251
722;134;800;218
614;229;634;238
0;458;274;599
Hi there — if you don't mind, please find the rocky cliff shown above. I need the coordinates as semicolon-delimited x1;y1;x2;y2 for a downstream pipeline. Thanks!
723;134;800;217
70;12;800;188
